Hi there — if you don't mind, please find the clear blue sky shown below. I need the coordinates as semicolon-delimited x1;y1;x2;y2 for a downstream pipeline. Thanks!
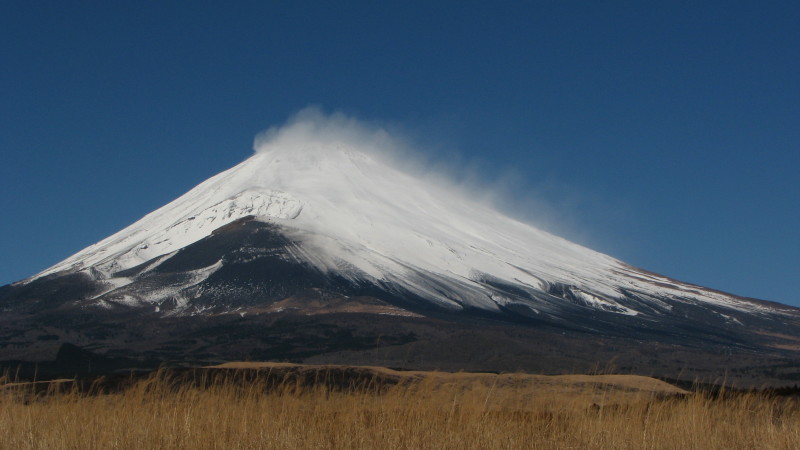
2;1;798;306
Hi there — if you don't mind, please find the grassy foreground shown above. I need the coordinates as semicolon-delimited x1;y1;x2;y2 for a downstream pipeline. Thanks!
1;365;798;449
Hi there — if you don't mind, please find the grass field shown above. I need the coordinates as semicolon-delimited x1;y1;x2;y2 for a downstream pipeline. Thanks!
1;364;798;449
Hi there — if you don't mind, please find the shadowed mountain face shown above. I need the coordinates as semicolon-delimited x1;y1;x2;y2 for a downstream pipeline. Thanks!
3;217;799;386
2;140;799;386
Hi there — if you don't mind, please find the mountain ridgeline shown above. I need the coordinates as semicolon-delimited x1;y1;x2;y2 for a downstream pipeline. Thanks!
2;141;799;385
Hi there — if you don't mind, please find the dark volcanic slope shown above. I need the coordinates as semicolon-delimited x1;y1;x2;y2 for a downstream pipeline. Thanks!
2;217;800;386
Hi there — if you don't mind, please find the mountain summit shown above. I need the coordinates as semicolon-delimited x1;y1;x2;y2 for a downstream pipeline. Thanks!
2;117;799;384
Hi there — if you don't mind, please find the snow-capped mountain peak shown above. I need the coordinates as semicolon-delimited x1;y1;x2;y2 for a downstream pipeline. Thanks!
27;136;782;319
5;112;799;386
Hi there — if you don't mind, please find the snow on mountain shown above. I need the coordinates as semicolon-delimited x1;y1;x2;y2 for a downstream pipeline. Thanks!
27;131;780;318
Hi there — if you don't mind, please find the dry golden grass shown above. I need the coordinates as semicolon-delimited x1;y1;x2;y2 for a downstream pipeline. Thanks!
1;366;798;449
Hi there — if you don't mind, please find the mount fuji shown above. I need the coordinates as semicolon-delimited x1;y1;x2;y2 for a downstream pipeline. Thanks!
2;116;799;385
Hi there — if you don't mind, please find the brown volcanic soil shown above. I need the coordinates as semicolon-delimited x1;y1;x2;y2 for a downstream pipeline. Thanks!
207;361;687;400
258;294;422;317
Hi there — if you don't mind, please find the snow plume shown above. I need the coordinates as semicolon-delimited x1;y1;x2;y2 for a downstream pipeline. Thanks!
249;107;611;251
253;106;407;162
252;107;501;206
